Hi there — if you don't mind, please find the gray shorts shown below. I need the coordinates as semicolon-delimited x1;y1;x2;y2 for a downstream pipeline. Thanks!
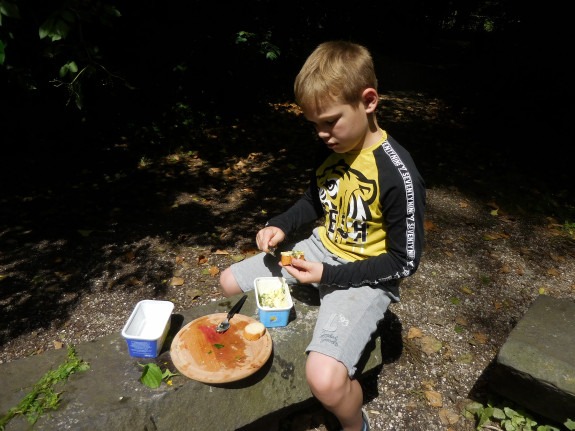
230;228;397;377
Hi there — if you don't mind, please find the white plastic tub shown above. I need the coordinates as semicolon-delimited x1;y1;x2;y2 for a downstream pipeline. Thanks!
121;300;174;358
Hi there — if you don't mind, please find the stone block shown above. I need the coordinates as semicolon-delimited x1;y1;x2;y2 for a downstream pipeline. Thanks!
491;295;575;424
0;287;388;431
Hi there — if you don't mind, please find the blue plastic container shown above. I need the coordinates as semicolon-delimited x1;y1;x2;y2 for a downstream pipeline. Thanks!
121;300;174;358
254;277;293;328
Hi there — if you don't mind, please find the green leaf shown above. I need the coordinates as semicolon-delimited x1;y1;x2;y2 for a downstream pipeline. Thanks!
59;63;69;78
492;407;506;420
504;407;519;418
139;363;163;388
565;419;575;431
59;61;78;77
161;369;179;380
477;406;494;428
39;15;71;41
214;344;224;349
105;5;122;17
0;0;21;19
0;39;5;65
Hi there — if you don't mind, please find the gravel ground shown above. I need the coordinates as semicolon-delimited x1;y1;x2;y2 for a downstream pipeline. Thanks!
1;83;574;430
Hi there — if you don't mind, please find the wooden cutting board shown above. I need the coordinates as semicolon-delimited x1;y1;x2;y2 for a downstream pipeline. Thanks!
170;313;272;384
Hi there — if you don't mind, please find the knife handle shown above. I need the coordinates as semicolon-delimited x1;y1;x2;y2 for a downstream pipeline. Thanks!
228;294;248;318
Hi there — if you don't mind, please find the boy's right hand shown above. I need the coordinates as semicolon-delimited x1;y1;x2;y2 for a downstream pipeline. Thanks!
256;226;285;254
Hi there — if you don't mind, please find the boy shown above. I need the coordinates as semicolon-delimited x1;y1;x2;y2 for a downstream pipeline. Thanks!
220;41;425;431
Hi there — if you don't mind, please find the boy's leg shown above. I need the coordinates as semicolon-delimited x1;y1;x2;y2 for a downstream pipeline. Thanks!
306;285;392;431
306;352;364;431
219;267;243;297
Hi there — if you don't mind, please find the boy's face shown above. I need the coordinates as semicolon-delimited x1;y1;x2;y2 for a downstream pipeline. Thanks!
302;95;376;153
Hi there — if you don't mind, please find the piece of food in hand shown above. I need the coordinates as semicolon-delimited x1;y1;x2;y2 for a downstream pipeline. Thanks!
280;250;305;265
244;322;266;341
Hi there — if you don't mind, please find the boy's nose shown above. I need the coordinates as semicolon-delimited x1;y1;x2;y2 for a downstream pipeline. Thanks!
318;130;330;140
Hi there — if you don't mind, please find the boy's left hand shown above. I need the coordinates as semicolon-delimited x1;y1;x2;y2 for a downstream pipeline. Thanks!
281;259;323;284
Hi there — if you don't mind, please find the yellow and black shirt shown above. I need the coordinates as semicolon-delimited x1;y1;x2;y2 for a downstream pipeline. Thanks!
267;131;426;294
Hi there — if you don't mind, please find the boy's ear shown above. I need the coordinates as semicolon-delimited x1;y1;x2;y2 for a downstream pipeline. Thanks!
362;88;378;113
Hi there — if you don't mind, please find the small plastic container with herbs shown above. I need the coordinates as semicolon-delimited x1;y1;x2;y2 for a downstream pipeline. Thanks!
254;277;293;327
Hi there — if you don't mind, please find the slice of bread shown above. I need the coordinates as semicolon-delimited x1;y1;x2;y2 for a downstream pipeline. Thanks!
280;252;292;265
280;250;305;266
244;322;266;341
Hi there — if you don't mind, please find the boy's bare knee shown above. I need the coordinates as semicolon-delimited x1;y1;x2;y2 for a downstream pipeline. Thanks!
219;267;243;297
306;352;348;398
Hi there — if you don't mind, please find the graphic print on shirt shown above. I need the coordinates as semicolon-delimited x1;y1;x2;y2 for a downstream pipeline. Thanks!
317;159;377;251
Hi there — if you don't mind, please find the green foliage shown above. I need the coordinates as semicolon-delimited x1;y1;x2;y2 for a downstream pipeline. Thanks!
0;0;19;65
139;363;179;389
1;0;121;108
561;221;575;239
236;30;280;60
0;0;20;21
464;397;574;431
39;9;76;41
0;346;90;430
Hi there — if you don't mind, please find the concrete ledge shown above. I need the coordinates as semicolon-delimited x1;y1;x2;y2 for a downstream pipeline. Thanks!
491;295;575;424
0;287;388;431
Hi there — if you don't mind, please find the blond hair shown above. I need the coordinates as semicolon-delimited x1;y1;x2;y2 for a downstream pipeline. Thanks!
294;41;378;110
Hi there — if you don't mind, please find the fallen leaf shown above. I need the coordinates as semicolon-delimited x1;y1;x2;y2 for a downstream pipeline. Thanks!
175;256;184;264
231;254;245;262
186;288;202;300
439;408;460;425
197;255;208;265
483;231;510;240
420;336;442;355
170;277;185;286
500;265;511;273
459;202;468;208
214;249;229;255
241;246;257;255
493;301;502;310
424;220;440;232
550;254;565;262
209;266;219;277
490;209;499;216
472;333;488;344
456;353;473;363
421;380;435;390
125;251;136;261
443;250;453;257
53;341;64;349
455;316;467;326
424;390;443;407
127;277;141;286
407;327;423;339
460;286;473;294
547;268;560;277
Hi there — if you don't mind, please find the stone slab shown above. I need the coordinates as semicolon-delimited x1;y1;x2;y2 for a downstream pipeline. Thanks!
491;295;575;424
0;287;385;431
